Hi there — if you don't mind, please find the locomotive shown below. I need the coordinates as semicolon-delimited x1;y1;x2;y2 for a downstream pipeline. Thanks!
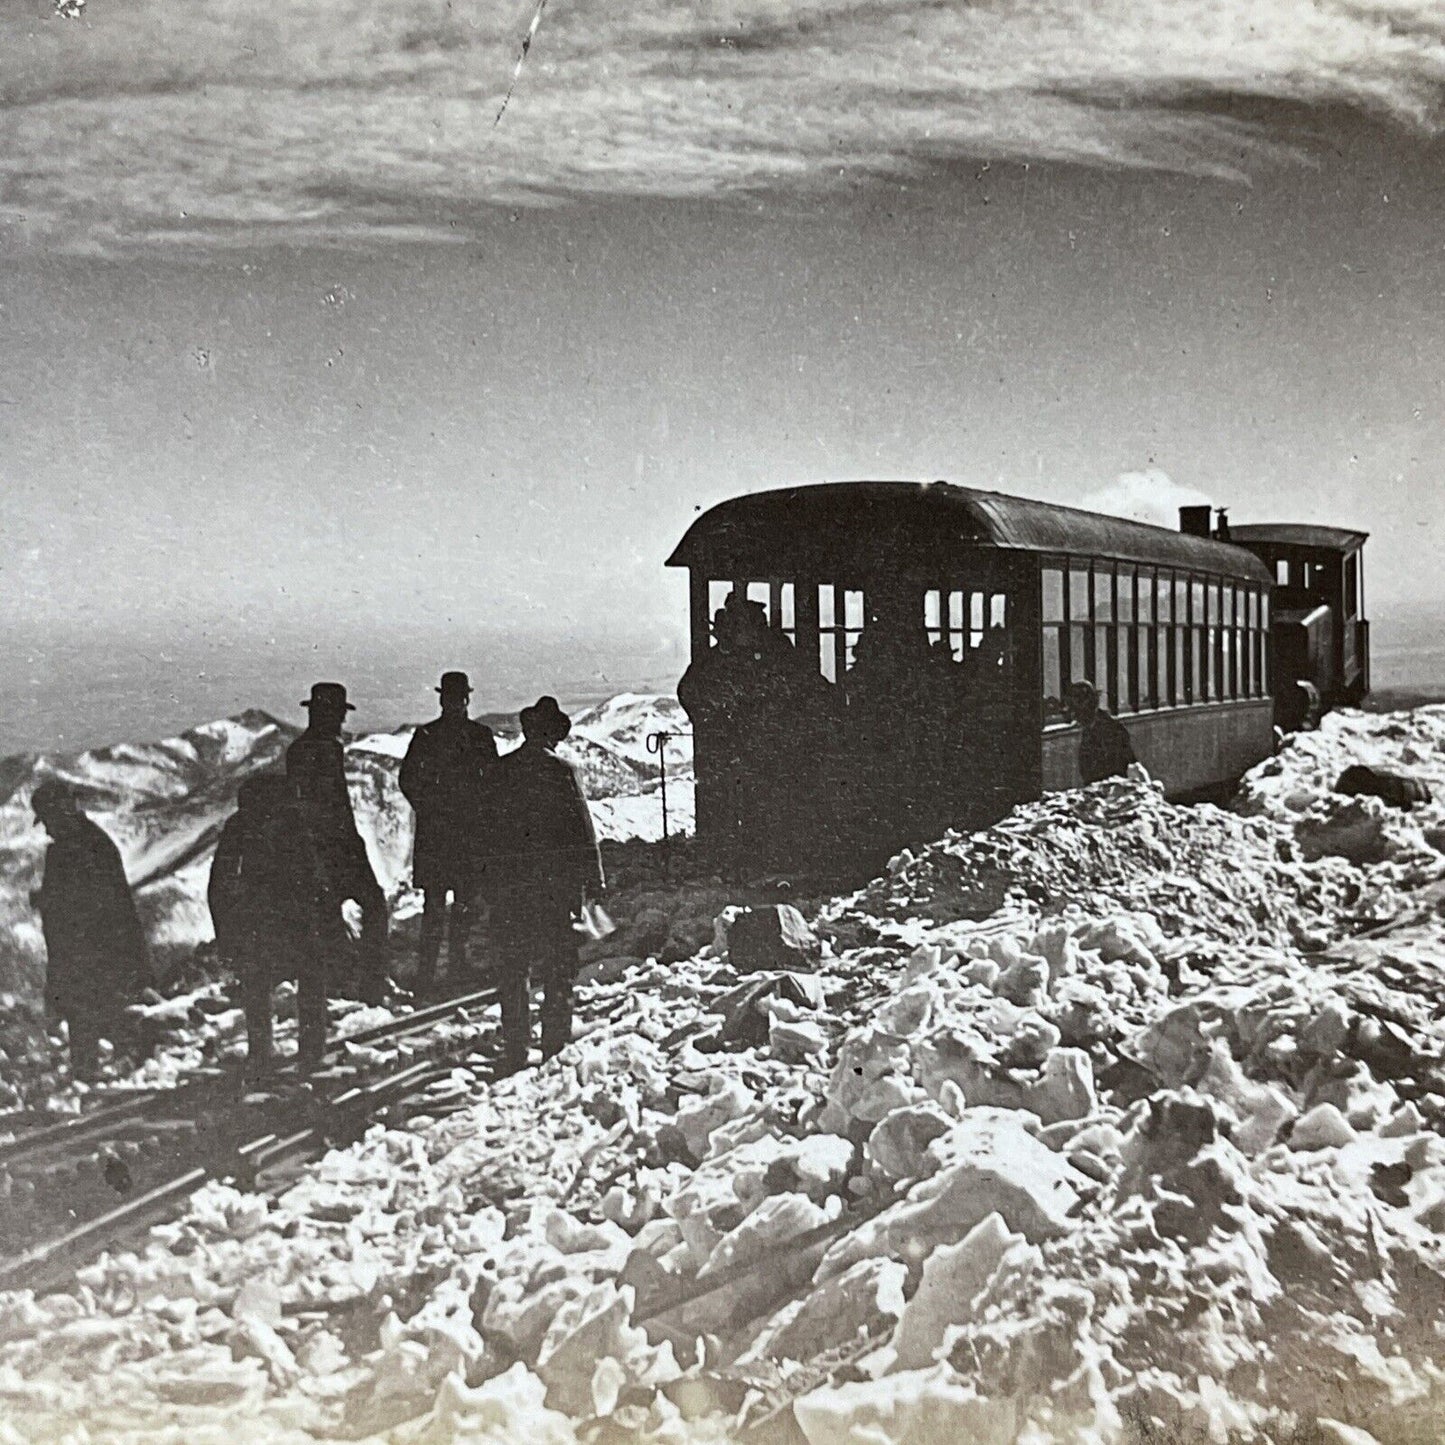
668;481;1369;870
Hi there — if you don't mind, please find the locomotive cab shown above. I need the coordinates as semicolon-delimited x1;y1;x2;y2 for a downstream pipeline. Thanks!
1223;523;1370;719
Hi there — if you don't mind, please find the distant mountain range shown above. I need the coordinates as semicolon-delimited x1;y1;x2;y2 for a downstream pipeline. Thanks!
0;694;693;1000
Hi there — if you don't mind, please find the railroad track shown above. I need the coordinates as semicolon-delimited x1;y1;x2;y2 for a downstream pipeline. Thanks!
0;983;503;1294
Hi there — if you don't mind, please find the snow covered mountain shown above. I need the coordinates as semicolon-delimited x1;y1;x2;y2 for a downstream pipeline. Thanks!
0;694;692;999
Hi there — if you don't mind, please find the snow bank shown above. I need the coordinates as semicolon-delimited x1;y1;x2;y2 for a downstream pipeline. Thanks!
5;708;1445;1443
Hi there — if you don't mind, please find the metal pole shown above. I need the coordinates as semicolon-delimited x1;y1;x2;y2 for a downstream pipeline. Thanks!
647;728;688;879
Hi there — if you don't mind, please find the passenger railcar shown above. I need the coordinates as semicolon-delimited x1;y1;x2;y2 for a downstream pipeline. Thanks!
667;481;1363;871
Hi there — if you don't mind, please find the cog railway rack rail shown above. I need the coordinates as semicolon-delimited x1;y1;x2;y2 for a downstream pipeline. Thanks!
0;985;507;1295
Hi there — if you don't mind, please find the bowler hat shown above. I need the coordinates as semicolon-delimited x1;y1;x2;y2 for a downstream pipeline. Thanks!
301;682;355;712
436;671;472;699
520;694;571;745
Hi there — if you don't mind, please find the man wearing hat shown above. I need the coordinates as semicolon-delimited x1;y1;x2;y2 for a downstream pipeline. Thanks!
479;696;603;1070
287;682;390;1010
31;780;152;1082
209;772;329;1077
399;671;499;992
1066;680;1138;785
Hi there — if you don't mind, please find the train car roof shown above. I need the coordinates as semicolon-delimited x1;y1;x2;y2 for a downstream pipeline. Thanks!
667;481;1272;582
1226;523;1369;553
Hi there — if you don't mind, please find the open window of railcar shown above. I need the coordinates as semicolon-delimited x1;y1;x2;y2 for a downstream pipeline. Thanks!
1134;567;1155;711
705;578;798;640
1041;566;1066;723
816;584;865;685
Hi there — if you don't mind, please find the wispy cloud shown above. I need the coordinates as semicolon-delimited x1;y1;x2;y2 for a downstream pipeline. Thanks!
1;0;1441;251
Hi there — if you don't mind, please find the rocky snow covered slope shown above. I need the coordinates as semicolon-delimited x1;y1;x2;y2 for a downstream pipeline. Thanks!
0;694;692;1000
3;709;1445;1443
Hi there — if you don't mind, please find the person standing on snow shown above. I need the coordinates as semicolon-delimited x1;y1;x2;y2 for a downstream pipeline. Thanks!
1067;680;1137;785
209;772;330;1076
286;682;390;1007
480;695;603;1071
399;671;498;993
31;780;151;1082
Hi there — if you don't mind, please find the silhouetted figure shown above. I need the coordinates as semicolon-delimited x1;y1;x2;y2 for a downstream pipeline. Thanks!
31;780;151;1082
1067;681;1137;784
678;598;753;875
209;773;328;1077
399;671;499;993
846;590;955;841
480;696;604;1071
680;593;840;875
287;683;390;1008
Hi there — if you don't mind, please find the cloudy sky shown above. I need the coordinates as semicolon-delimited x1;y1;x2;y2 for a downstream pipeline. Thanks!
0;0;1442;748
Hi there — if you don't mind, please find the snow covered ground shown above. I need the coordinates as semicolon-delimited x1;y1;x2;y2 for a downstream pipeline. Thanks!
0;694;693;1000
3;707;1445;1443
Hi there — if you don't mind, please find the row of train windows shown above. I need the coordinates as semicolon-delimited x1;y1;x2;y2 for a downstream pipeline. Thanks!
706;581;1011;685
1040;563;1271;719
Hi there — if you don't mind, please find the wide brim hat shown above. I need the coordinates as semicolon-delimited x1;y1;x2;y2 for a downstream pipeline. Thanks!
520;694;571;744
301;682;355;712
436;671;472;698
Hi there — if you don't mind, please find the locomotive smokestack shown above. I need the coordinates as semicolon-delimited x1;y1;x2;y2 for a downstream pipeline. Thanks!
1214;508;1231;542
1179;505;1212;538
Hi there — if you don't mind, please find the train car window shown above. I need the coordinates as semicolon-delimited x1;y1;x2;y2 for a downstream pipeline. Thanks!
1096;621;1112;701
1176;627;1189;706
991;593;1007;629
1093;566;1114;623
969;591;985;651
842;590;864;672
1276;559;1289;586
1156;619;1170;708
1344;555;1359;618
1070;626;1088;691
708;579;734;623
1136;569;1152;624
946;590;967;661
780;582;796;635
924;589;942;641
1042;568;1065;622
1116;570;1133;627
1069;566;1090;622
816;584;863;682
820;633;837;684
1260;592;1269;628
1042;634;1064;721
1041;568;1065;720
1116;623;1133;713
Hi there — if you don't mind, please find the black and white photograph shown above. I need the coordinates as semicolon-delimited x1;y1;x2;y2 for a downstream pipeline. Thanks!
0;1;1443;1440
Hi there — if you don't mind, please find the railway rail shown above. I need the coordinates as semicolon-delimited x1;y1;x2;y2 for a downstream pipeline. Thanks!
0;983;505;1295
